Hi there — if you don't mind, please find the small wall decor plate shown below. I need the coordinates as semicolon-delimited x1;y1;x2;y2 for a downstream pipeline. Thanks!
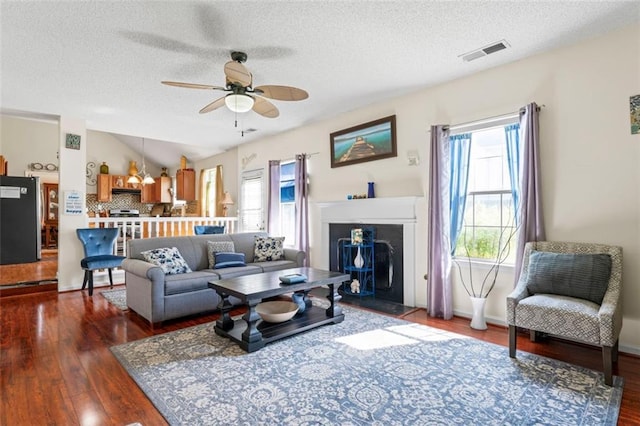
65;133;81;150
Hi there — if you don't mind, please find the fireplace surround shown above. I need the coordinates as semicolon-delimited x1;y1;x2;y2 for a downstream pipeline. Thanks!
318;197;418;307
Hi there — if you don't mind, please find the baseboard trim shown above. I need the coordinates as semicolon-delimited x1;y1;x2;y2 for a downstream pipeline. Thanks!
452;308;640;357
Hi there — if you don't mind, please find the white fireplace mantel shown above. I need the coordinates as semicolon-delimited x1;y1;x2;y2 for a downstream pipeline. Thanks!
318;196;421;307
317;196;419;223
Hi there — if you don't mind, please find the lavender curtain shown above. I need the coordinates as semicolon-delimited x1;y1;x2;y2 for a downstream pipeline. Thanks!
427;125;453;319
267;160;281;235
513;103;545;282
294;154;309;266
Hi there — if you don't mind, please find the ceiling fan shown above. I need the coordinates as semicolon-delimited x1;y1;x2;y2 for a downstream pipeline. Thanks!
161;51;308;119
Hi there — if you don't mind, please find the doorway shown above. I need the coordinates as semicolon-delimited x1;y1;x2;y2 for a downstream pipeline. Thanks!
0;170;59;295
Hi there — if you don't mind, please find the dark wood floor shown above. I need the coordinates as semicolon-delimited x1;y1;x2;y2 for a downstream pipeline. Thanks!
1;287;639;425
0;250;58;294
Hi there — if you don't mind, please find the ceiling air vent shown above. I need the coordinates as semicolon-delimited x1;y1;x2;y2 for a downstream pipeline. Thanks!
459;39;510;62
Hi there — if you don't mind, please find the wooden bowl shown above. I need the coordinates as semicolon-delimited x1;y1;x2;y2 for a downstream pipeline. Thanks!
255;301;299;323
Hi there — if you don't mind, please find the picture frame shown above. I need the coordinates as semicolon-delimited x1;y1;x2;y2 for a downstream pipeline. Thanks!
330;115;397;168
65;133;81;150
631;94;640;135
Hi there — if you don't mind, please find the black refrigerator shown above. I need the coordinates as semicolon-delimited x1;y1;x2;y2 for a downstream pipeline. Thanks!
0;176;41;265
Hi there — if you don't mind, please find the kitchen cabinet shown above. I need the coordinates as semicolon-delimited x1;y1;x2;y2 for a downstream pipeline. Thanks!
111;174;140;190
141;181;155;203
176;169;196;201
97;174;112;202
154;176;172;203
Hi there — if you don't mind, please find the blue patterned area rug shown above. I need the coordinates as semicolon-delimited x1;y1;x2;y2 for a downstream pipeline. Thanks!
100;288;128;310
110;306;622;425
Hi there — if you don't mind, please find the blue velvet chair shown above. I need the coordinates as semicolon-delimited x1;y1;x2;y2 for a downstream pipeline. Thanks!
193;225;225;235
76;228;126;296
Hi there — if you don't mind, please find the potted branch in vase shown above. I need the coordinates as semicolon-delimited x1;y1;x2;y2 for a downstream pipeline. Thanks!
453;219;518;330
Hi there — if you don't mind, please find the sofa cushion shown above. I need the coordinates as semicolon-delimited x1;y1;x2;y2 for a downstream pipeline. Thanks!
525;250;612;304
254;236;285;262
141;247;192;275
207;264;263;279
253;259;298;273
207;241;236;268
214;252;246;269
194;225;225;235
164;270;220;295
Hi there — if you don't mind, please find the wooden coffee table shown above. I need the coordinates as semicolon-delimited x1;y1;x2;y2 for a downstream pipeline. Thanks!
208;267;349;352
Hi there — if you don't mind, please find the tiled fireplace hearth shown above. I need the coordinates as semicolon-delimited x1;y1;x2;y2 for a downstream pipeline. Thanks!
318;197;418;307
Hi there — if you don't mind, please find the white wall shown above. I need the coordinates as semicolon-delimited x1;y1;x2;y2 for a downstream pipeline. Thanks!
57;116;88;292
227;24;640;352
0;115;59;174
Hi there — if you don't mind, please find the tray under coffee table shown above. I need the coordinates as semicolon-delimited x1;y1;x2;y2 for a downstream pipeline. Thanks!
208;267;349;352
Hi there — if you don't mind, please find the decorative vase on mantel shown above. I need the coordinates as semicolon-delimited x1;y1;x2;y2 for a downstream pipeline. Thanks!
469;297;488;330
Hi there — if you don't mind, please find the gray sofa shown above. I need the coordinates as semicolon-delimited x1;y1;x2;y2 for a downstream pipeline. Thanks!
122;232;305;324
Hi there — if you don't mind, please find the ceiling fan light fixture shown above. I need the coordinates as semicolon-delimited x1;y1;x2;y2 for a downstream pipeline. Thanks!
225;94;254;113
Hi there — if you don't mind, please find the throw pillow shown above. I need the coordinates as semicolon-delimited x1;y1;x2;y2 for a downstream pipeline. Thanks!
254;236;285;262
141;247;192;275
214;252;246;269
207;240;236;269
525;250;612;304
194;225;225;235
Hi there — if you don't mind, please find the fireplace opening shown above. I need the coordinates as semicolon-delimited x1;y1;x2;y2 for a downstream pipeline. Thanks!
329;223;404;304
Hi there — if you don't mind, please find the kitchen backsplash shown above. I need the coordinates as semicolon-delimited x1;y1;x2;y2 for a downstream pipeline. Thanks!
86;193;197;216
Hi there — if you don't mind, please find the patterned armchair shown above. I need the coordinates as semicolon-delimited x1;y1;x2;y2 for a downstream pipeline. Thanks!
506;241;623;386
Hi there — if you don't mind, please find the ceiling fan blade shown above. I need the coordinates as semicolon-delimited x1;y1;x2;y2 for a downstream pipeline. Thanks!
253;85;309;101
252;96;279;118
199;96;227;114
224;60;252;87
162;81;225;90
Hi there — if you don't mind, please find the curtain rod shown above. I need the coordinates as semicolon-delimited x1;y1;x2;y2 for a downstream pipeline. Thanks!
427;104;546;133
278;151;320;162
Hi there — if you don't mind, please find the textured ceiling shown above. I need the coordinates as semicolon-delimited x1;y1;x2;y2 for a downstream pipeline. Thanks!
1;1;638;167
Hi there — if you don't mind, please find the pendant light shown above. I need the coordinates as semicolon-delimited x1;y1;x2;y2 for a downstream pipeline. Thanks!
127;138;155;185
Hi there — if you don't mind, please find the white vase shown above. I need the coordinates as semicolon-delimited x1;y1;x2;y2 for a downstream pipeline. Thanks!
353;246;364;268
470;297;487;330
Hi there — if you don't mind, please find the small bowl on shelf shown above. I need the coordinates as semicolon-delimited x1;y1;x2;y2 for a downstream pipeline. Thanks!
255;301;299;323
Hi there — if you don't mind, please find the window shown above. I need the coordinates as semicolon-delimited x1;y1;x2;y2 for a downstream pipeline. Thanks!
453;123;518;263
279;162;296;246
240;169;264;231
